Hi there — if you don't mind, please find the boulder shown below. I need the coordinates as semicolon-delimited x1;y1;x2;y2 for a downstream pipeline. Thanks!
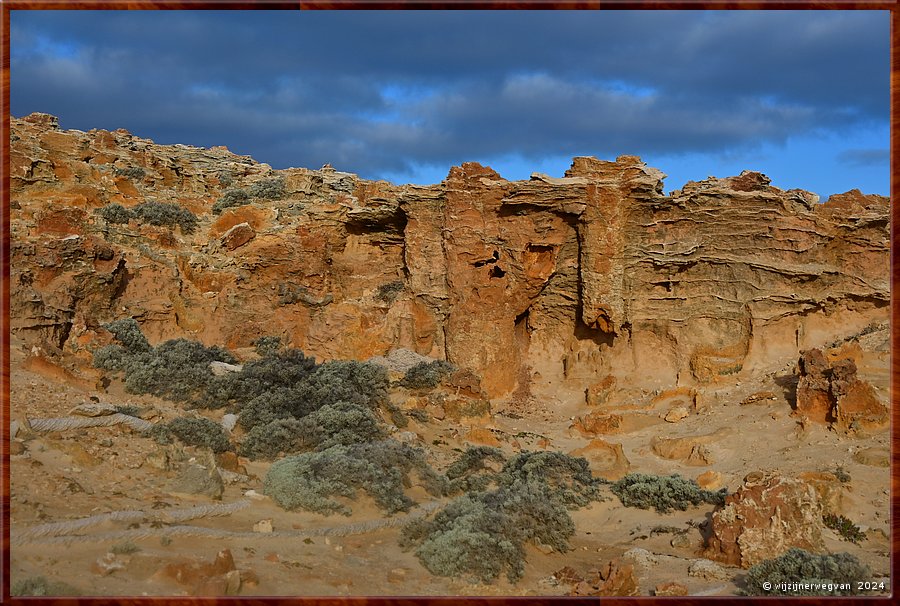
220;222;255;251
171;463;224;500
569;439;630;480
704;471;824;568
795;350;888;434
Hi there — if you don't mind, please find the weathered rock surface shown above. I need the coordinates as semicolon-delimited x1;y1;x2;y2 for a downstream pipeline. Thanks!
569;438;630;480
567;560;640;597
795;349;888;434
9;113;889;399
704;470;825;568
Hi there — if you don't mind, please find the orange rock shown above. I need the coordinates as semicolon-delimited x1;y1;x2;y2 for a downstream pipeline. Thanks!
570;560;640;597
585;375;617;407
795;350;888;434
696;470;724;491
704;471;824;568
650;429;730;466
570;439;630;480
210;205;272;237
7;114;889;407
571;412;624;436
220;222;255;251
463;427;501;447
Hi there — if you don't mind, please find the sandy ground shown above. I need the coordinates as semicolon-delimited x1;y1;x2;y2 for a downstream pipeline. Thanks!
8;328;892;597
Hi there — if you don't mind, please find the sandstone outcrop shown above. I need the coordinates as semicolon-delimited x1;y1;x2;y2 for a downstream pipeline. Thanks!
9;113;890;399
795;349;888;434
704;471;825;568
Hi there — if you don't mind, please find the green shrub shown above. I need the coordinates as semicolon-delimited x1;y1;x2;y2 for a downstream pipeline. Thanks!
94;203;134;225
217;171;234;188
123;338;236;404
445;446;506;494
611;473;727;513
407;408;430;423
114;166;146;180
240;417;308;460
823;513;865;544
212;188;250;214
401;494;526;584
248;176;286;200
499;450;599;508
241;401;385;460
103;318;151;353
131;201;199;234
11;576;80;597
400;360;456;390
743;548;871;596
95;201;197;233
207;348;317;411
263;440;442;516
376;280;404;303
253;335;283;357
302;400;386;449
403;449;602;584
148;416;232;453
111;540;141;555
93;321;237;407
93;344;135;372
287;360;390;417
236;388;297;430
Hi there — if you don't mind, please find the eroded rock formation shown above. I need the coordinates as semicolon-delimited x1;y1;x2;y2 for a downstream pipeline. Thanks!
704;471;825;568
9;113;890;398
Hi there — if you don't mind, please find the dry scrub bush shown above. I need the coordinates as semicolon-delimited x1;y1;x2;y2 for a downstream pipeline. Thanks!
148;416;232;453
610;473;726;513
263;440;444;516
401;450;601;584
742;548;871;596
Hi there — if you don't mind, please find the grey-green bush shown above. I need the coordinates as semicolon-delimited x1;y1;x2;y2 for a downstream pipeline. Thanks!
445;446;506;494
743;548;871;596
376;280;404;303
253;335;283;357
402;494;526;584
499;450;599;508
241;401;385;460
230;357;387;428
114;166;146;180
148;416;232;453
131;201;199;234
11;576;80;597
240;417;308;460
94;203;133;225
102;318;151;353
122;338;236;404
212;188;250;214
264;440;443;516
611;473;726;513
248;177;286;200
93;320;237;407
207;348;317;411
402;449;602;584
400;360;456;390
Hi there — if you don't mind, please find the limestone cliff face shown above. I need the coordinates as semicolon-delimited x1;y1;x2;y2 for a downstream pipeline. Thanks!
9;113;890;398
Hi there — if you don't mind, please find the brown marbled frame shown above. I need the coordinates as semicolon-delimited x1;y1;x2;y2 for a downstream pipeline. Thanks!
0;1;896;604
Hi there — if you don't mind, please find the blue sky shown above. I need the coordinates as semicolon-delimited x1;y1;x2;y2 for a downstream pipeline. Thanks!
10;10;890;200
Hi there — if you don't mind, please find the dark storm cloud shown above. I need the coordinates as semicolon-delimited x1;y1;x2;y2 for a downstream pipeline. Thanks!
10;10;889;179
837;148;890;167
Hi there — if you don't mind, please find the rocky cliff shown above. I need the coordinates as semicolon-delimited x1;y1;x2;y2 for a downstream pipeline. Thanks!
8;113;890;398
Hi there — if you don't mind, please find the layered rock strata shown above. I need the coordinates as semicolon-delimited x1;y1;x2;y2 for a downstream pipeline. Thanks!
9;113;890;398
